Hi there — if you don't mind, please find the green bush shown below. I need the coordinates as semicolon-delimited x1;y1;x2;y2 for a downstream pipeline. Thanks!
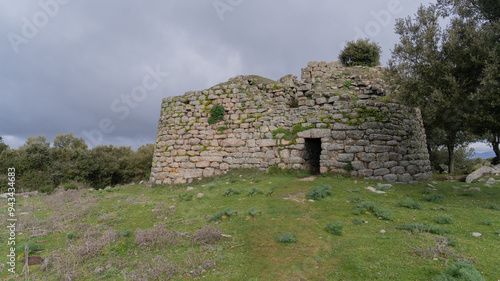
349;195;363;203
223;188;240;197
246;208;262;217
397;197;422;210
353;218;366;225
208;104;225;124
436;215;455;225
483;219;493;225
485;203;500;210
116;230;133;238
60;183;78;190
16;241;43;255
306;184;333;201
66;230;79;240
352;201;392;220
326;222;344;236
276;232;297;243
208;208;238;222
398;223;451;235
247;188;263;197
338;39;381;67
423;193;446;204
433;261;485;281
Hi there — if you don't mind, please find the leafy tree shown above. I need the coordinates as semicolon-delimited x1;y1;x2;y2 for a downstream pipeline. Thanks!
339;39;381;67
388;5;480;173
436;0;500;164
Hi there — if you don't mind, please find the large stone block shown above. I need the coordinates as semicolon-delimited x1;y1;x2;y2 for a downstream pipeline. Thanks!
337;153;354;162
256;139;276;147
221;138;245;147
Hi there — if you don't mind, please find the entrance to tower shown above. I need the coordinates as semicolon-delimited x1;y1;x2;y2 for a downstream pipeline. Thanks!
304;138;322;174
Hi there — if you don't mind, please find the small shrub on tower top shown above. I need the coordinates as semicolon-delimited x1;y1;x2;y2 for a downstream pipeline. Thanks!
338;39;381;67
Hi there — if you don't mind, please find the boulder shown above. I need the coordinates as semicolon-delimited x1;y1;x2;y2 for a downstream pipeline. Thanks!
465;165;500;183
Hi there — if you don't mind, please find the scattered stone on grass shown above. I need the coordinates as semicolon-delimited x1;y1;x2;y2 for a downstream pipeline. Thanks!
472;232;482;237
298;176;318;182
197;193;204;198
186;186;194;191
365;186;386;194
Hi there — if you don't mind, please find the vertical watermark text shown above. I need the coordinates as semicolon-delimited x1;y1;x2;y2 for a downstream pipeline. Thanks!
5;168;17;274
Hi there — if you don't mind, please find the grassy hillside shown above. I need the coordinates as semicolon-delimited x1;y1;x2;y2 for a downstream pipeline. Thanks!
1;169;499;280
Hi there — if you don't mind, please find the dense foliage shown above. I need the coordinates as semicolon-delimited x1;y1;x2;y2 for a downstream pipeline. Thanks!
338;39;381;67
0;133;154;192
387;0;500;171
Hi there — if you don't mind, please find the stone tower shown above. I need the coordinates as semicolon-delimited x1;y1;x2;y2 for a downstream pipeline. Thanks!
150;61;431;184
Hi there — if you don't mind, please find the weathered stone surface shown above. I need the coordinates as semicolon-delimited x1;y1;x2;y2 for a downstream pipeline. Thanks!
256;139;276;147
337;153;354;162
465;165;500;183
221;139;245;147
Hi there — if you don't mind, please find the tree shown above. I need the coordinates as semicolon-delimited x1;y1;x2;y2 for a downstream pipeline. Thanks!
338;39;381;67
388;5;480;173
436;0;500;164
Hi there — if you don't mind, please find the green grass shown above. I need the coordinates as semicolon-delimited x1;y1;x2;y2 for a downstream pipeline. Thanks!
1;169;499;280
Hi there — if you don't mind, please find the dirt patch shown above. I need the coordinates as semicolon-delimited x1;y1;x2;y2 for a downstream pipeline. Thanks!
22;256;44;265
297;176;318;182
284;191;306;203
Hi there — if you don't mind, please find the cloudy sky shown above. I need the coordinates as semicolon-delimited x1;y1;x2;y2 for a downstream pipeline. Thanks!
5;0;491;154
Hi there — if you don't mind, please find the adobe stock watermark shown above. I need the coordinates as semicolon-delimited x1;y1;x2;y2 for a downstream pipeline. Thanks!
7;0;71;54
340;0;404;48
82;65;169;147
213;0;244;21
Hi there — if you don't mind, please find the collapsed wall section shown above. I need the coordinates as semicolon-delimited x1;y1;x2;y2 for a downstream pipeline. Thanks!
150;61;431;184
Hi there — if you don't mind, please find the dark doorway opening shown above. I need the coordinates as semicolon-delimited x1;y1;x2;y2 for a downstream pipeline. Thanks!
304;138;322;174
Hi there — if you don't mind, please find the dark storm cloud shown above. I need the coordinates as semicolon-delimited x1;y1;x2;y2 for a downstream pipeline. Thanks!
0;0;433;149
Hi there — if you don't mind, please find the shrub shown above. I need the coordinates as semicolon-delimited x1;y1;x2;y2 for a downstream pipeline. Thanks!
326;222;344;236
436;215;455;225
397;197;422;210
276;232;297;243
16;241;43;255
338;39;381;67
352;201;392;220
423;193;445;204
223;188;240;197
398;223;452;235
60;183;78;190
66;230;79;240
485;203;500;210
306;184;333;201
208;183;218;190
208;104;225;124
433;261;485;281
246;208;262;217
247;188;263;196
353;218;366;225
344;161;354;172
343;80;353;89
483;219;493;225
349;195;363;203
194;225;222;245
179;193;194;201
208;208;238;221
116;230;132;238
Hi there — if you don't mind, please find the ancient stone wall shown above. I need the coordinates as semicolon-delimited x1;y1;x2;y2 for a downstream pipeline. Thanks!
150;61;432;184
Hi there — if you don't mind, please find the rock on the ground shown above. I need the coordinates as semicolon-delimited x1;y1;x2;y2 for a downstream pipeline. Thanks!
466;165;500;183
186;186;195;191
472;232;482;237
365;186;386;194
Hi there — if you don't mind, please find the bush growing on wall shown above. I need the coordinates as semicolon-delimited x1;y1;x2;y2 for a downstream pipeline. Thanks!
339;39;381;67
208;104;225;124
